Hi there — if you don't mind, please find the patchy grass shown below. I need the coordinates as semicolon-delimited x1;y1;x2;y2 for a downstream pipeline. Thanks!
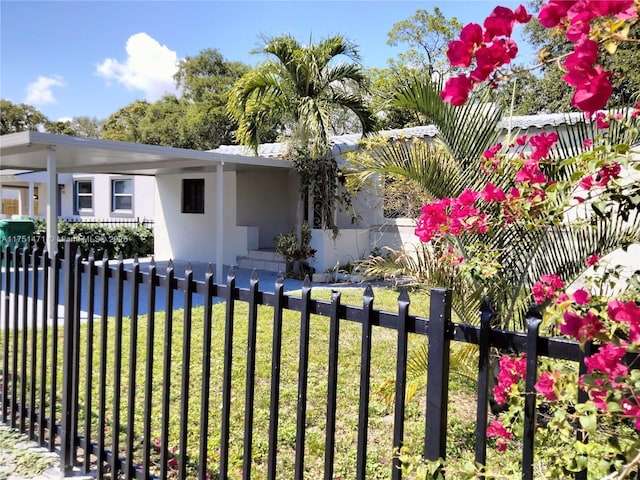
0;426;56;479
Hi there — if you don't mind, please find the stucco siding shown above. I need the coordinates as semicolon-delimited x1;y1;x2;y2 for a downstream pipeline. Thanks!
154;171;254;265
236;170;296;248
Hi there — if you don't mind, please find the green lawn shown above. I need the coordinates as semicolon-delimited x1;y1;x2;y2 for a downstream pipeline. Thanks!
68;286;483;479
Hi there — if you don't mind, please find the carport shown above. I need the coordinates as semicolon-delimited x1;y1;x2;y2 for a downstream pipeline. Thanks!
0;131;292;283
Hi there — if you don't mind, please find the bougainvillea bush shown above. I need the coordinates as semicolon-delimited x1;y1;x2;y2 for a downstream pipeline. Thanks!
400;1;640;478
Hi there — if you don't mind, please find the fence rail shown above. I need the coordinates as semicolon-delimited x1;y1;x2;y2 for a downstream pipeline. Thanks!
0;242;633;479
60;217;154;229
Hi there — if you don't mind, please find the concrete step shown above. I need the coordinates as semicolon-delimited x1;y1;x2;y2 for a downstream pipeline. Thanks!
245;249;287;262
237;256;288;273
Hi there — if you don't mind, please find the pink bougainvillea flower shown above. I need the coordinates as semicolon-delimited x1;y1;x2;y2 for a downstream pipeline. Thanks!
579;175;596;191
460;22;484;47
480;182;506;202
535;370;559;401
493;354;527;405
607;299;640;342
565;10;593;41
590;0;638;20
484;6;517;39
514;4;532;23
487;419;513;452
483;142;503;160
568;66;613;115
441;75;473;106
582;138;593;148
529;131;559;161
586;254;599;266
515;164;547;184
565;38;599;72
588;386;609;410
584;342;628;381
559;310;604;342
595;111;610;129
532;274;565;304
573;289;590;305
595;162;621;186
447;40;474;67
620;397;640;430
538;0;578;28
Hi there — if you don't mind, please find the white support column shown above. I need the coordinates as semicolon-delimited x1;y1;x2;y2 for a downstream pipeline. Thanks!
28;183;35;217
47;146;58;323
46;147;58;254
216;162;224;284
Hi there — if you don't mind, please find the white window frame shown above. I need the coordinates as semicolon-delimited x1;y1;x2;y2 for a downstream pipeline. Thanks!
111;177;134;215
74;179;94;215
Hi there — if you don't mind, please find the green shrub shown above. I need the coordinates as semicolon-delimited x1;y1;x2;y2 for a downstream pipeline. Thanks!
31;219;153;259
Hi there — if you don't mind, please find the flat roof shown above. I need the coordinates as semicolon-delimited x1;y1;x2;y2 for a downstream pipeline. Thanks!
0;131;292;175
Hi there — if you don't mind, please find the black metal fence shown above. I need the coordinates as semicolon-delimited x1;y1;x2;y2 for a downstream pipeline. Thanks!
61;218;154;229
0;243;633;479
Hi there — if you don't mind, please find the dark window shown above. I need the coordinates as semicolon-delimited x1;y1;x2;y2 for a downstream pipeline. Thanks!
182;178;204;214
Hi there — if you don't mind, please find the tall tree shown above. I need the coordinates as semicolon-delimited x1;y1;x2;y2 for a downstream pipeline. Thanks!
174;49;258;148
102;49;254;149
0;99;47;135
102;100;151;143
227;34;376;238
387;7;462;74
44;116;103;137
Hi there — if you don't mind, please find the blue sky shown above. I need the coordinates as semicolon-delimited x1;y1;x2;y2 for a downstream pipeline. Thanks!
1;0;532;122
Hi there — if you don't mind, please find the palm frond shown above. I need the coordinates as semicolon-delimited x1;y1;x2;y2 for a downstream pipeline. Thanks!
392;73;503;165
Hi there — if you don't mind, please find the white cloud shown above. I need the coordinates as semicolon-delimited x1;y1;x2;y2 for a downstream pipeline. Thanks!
24;75;65;105
96;32;179;101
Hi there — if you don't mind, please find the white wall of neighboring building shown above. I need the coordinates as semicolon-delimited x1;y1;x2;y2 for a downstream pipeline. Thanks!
0;171;155;220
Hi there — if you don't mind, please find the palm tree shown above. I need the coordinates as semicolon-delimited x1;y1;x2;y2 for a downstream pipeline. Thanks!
355;73;639;329
227;35;376;249
352;73;640;398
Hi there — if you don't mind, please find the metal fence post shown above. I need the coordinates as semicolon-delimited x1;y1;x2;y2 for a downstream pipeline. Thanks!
424;288;453;464
522;306;542;480
475;298;495;471
60;241;77;474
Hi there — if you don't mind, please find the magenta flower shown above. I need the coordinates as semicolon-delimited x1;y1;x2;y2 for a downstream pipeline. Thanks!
532;274;565;304
620;397;640;430
487;419;513;452
480;183;506;202
584;343;628;382
607;299;640;342
493;354;526;405
483;6;517;39
535;371;559;401
572;288;590;305
586;254;599;266
559;310;604;342
440;75;473;106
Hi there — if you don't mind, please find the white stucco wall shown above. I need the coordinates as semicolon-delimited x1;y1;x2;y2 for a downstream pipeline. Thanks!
68;174;155;220
236;169;297;248
154;171;258;265
308;228;371;272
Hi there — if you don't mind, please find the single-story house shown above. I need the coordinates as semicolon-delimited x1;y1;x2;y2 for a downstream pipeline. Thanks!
1;112;637;283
